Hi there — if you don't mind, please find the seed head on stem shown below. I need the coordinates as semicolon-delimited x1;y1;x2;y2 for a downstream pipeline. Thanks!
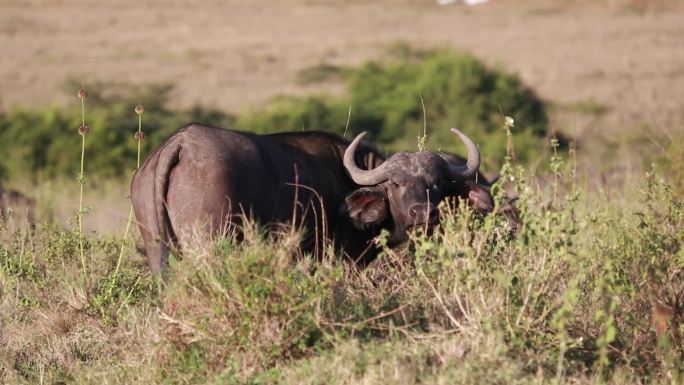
111;102;147;291
76;84;89;282
503;115;516;161
134;103;145;141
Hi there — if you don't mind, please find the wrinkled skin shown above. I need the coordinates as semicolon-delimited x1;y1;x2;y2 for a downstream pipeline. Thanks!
131;124;492;273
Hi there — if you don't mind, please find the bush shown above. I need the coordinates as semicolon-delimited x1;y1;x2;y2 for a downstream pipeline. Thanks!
0;83;233;180
238;50;552;169
0;50;551;180
237;95;347;135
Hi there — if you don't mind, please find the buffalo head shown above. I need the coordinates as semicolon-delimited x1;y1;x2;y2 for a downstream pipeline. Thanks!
340;128;493;246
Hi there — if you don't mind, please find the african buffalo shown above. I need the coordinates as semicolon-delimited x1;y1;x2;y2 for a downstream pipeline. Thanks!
131;124;493;273
0;188;36;230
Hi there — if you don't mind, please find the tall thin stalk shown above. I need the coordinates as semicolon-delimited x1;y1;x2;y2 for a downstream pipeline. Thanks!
77;86;89;280
111;104;145;290
417;93;427;151
504;115;515;161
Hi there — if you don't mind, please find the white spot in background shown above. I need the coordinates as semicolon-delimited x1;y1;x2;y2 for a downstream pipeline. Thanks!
437;0;490;5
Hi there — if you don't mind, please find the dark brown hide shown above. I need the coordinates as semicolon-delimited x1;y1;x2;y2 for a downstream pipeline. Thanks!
439;152;520;229
131;124;490;273
0;188;36;229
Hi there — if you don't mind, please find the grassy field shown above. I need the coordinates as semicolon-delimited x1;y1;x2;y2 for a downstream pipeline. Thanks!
1;140;682;383
1;1;683;383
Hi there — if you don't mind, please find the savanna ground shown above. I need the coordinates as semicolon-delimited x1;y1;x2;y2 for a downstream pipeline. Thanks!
1;0;683;384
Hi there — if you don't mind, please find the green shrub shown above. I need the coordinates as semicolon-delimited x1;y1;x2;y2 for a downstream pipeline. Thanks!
237;95;347;135
238;50;552;169
0;83;233;180
1;50;551;180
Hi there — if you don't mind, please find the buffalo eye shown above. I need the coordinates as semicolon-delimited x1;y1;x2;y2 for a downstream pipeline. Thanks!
426;183;439;194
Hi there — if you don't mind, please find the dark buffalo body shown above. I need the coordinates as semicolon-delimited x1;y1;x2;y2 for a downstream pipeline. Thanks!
131;124;493;273
0;188;36;228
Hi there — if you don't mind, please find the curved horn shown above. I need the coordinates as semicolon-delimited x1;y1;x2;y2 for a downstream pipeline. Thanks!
343;132;392;186
445;128;480;179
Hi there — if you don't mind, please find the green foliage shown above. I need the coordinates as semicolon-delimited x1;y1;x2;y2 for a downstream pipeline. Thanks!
1;230;41;284
0;223;156;384
0;83;233;180
154;233;334;380
237;95;347;135
0;50;550;180
90;262;156;322
584;169;683;377
238;50;551;168
350;51;548;153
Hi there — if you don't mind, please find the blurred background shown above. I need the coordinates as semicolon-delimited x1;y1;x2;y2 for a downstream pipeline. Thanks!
1;0;682;232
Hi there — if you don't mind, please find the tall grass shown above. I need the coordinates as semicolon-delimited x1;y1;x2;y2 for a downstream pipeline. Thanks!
0;51;679;383
0;123;681;383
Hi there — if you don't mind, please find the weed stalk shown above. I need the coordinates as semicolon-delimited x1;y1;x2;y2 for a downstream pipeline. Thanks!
550;131;562;205
77;86;89;281
417;93;427;151
111;103;145;293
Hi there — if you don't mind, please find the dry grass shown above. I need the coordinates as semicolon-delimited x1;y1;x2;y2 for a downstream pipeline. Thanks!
1;156;682;383
0;1;682;383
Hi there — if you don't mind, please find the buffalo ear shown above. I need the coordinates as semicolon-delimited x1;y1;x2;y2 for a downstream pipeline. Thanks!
445;180;494;213
340;188;388;229
464;180;494;212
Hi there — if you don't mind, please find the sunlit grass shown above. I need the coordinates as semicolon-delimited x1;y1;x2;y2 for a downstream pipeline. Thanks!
1;142;681;383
